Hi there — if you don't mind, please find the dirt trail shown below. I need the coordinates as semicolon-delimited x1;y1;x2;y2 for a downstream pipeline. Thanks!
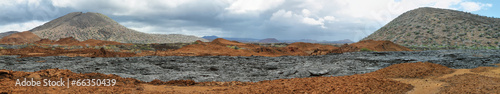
391;63;500;94
392;78;447;94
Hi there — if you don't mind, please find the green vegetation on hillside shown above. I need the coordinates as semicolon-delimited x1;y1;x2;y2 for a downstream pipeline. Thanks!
360;48;374;52
404;44;500;51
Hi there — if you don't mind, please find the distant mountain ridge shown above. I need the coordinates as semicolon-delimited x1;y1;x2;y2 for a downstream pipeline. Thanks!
30;12;207;43
258;38;280;43
0;31;19;39
363;7;500;47
0;31;41;44
202;35;353;44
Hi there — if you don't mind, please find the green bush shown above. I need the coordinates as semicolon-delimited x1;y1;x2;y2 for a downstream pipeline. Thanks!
226;45;239;50
360;48;373;52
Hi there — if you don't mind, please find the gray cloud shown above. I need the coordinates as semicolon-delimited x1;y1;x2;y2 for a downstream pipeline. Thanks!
0;0;494;41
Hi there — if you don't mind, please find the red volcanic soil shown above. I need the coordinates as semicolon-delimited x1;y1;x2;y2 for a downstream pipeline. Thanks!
363;62;455;78
0;31;41;44
0;46;135;58
36;37;132;46
334;40;413;52
34;39;54;44
154;38;337;57
54;37;80;44
1;36;412;57
351;40;412;51
80;39;131;46
216;75;413;94
0;69;143;93
287;42;339;55
2;62;499;93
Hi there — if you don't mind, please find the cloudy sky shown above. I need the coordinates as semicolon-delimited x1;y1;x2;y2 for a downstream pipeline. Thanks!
0;0;498;41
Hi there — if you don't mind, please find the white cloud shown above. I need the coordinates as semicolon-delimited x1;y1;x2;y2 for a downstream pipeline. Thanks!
0;20;47;32
51;0;196;16
302;9;311;17
460;2;492;12
324;16;335;22
225;0;284;14
270;10;294;21
302;17;323;25
270;9;331;29
51;0;73;7
122;21;224;37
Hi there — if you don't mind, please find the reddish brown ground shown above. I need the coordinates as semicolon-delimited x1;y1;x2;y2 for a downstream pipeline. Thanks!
0;46;135;58
0;31;41;44
287;42;339;55
1;62;498;93
334;40;413;53
1;36;412;57
34;37;132;46
153;38;314;57
152;38;410;57
363;62;455;78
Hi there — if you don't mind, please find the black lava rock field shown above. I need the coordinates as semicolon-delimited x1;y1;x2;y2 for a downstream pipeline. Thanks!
1;50;499;82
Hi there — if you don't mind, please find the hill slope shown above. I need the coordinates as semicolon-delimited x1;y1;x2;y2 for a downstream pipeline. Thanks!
30;12;207;43
258;38;280;43
0;31;19;39
362;7;500;47
0;31;41;44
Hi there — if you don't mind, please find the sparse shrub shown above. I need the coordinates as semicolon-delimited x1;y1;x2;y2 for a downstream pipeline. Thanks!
414;32;420;35
140;46;154;50
103;46;111;49
360;48;373;52
458;33;466;36
442;29;449;32
226;45;239;50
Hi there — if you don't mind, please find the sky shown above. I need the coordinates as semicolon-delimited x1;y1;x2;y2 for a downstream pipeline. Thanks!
0;0;498;42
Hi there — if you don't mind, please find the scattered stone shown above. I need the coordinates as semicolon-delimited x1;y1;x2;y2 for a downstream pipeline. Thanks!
308;69;329;76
